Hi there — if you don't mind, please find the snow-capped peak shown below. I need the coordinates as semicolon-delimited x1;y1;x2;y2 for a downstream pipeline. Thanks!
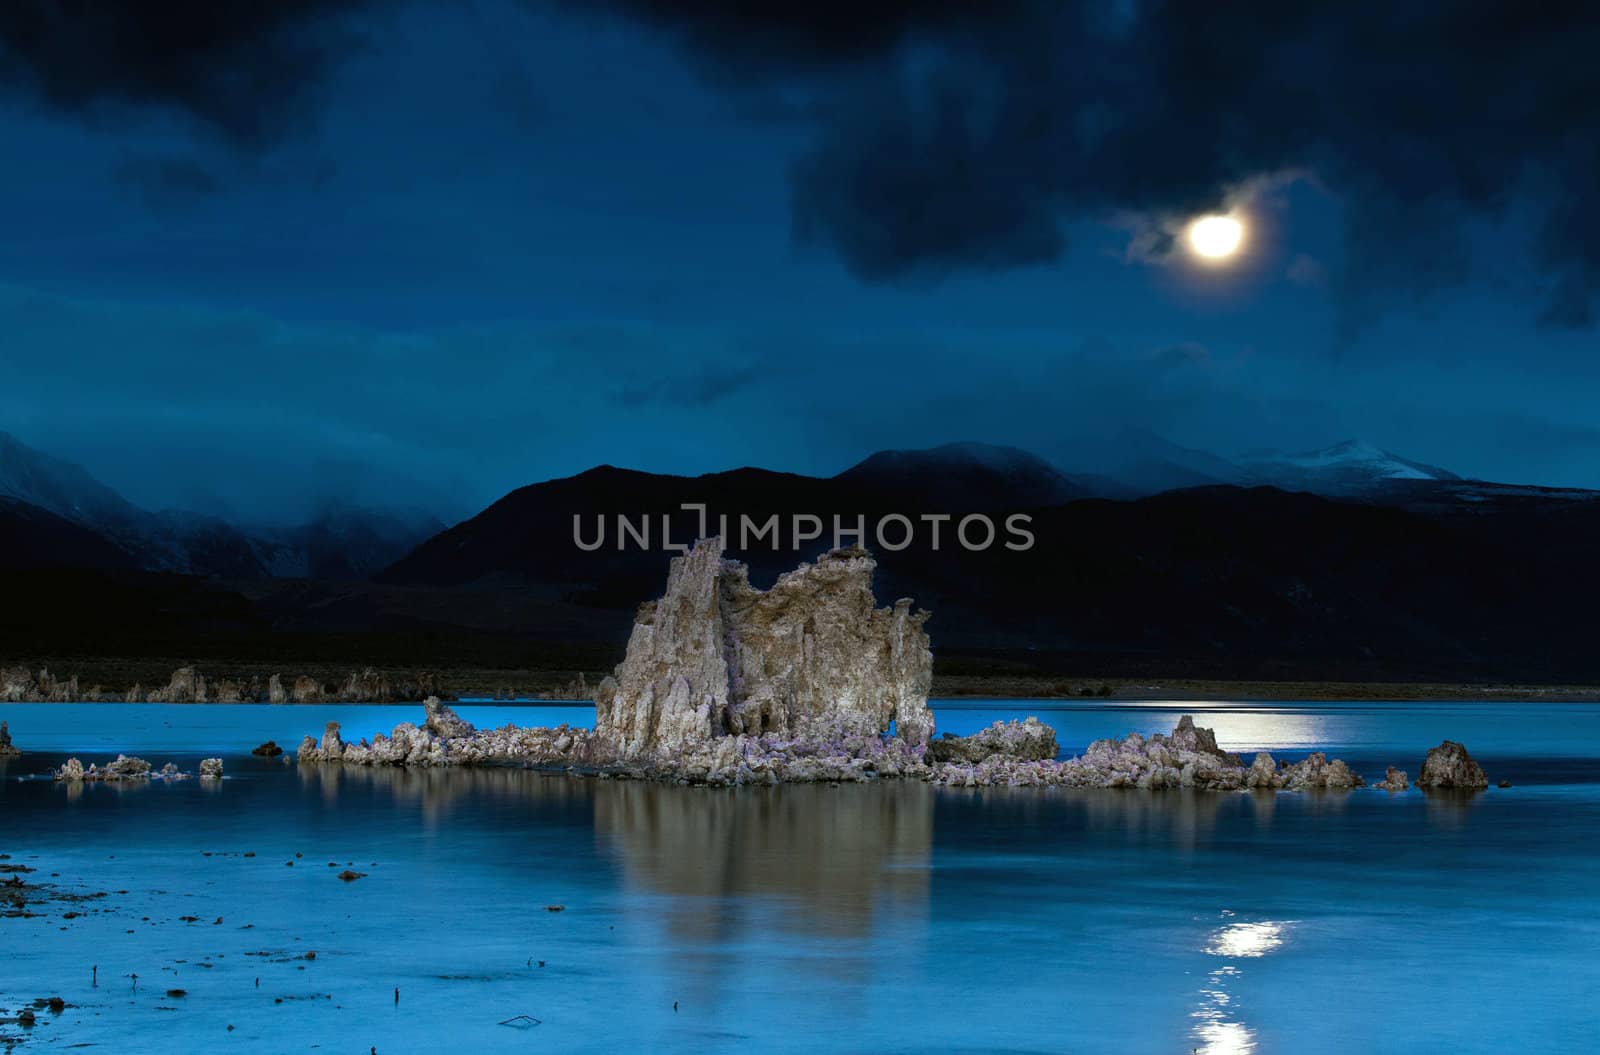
1242;440;1460;487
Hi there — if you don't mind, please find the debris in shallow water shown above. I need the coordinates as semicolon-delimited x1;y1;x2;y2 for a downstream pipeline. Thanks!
1498;779;1513;787
499;1015;541;1028
167;989;187;998
337;870;367;882
544;904;564;912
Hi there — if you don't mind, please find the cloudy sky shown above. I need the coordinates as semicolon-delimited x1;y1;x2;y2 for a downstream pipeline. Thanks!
2;1;1598;520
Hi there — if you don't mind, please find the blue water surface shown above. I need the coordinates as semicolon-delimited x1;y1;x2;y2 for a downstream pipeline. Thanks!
1;699;1597;1053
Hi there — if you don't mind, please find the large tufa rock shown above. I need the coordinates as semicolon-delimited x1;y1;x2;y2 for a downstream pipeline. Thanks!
931;717;1058;763
1416;740;1488;789
0;720;20;757
593;538;934;759
199;758;224;780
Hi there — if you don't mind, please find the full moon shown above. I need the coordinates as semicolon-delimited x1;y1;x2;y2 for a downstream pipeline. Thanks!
1187;214;1244;260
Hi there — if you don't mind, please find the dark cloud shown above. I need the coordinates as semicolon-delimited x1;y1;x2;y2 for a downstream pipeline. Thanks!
592;0;1600;329
0;0;374;145
7;2;1598;329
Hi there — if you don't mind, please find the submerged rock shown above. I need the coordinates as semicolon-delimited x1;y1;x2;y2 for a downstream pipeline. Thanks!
1417;740;1488;789
931;717;1057;763
0;720;20;757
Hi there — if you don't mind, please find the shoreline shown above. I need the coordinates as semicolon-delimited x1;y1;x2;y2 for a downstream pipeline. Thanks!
8;681;1600;704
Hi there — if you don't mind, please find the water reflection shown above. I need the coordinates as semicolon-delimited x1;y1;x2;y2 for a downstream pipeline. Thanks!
1191;917;1294;1054
1207;920;1289;958
595;780;933;940
294;765;935;943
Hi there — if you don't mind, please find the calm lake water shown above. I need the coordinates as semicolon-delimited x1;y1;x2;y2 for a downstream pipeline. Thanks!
2;700;1598;1053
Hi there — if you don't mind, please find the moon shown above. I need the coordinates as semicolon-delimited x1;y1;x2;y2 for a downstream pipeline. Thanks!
1187;214;1245;260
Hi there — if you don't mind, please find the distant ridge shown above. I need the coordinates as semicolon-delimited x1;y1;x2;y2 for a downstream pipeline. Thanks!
0;429;440;579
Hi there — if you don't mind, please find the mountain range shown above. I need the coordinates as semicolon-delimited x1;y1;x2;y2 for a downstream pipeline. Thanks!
5;427;1600;684
0;431;443;579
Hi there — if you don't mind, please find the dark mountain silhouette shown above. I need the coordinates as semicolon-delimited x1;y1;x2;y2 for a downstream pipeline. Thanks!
369;452;1600;682
835;441;1100;507
0;496;137;572
10;434;1600;683
1059;427;1245;495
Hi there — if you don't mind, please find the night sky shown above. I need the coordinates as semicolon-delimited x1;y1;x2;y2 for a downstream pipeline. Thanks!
2;1;1598;520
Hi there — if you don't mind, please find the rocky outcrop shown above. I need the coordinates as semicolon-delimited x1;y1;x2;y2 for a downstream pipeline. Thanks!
0;663;447;703
423;695;474;738
251;740;284;757
146;667;206;703
56;754;153;781
1416;740;1489;789
593;538;934;759
931;717;1057;763
1280;752;1364;790
104;754;152;779
54;756;219;781
292;676;327;704
1246;752;1280;788
0;720;20;757
1374;766;1410;791
289;542;1463;792
1;667;82;702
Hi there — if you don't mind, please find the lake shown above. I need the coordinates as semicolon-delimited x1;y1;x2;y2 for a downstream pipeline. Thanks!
2;699;1597;1053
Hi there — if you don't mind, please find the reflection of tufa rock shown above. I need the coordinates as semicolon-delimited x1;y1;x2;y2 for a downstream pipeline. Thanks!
931;717;1057;763
1416;740;1488;789
594;538;933;757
